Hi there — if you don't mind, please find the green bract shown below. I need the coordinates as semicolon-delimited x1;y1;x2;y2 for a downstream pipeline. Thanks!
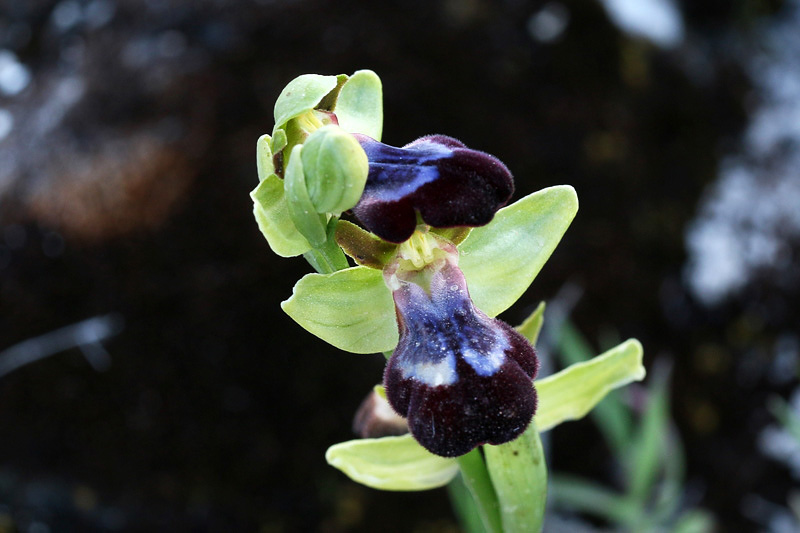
282;185;579;353
325;436;460;491
325;337;645;491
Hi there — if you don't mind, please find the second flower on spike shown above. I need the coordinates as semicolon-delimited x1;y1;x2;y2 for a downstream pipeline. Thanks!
383;231;539;457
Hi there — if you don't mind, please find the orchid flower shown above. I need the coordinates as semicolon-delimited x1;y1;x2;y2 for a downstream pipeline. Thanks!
251;70;645;532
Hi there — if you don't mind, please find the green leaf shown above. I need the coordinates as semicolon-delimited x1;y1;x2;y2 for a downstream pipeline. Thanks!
256;134;274;182
251;175;312;257
549;473;639;524
484;421;547;533
459;185;578;318
325;435;459;491
627;365;669;501
284;145;328;247
335;69;384;140
516;302;545;346
281;266;397;353
535;339;645;432
273;74;341;133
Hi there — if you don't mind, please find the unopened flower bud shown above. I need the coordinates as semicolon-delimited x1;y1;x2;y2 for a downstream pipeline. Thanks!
301;125;368;214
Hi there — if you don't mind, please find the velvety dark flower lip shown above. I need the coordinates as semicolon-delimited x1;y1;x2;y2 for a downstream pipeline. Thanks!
383;246;539;457
352;134;514;243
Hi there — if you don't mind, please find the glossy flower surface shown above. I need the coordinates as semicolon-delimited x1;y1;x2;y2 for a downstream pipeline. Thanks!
383;236;539;457
352;135;514;243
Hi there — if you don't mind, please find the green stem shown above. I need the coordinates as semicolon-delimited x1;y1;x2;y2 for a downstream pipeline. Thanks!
456;449;503;533
484;421;548;532
303;219;349;274
447;473;488;533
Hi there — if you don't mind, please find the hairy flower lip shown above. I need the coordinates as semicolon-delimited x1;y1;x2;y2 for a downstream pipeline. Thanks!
352;134;514;243
383;244;539;457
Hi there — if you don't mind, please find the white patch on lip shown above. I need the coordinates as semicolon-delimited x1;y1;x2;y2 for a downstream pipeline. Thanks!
461;341;507;377
401;353;457;386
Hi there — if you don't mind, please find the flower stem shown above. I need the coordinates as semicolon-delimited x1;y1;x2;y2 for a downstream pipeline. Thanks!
455;448;503;533
483;420;548;532
303;219;349;274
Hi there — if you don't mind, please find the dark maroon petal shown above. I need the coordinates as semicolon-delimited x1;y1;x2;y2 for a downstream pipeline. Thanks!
382;252;539;457
352;134;514;243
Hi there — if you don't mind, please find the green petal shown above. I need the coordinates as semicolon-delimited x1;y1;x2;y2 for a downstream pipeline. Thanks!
281;266;397;354
273;74;341;133
459;185;578;317
334;69;383;140
326;435;459;491
535;339;645;432
251;175;311;257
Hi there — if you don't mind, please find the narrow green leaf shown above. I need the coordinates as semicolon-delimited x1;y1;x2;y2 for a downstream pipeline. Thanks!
281;266;397;354
335;69;384;140
535;339;645;432
516;302;545;345
549;473;638;524
256;134;273;182
250;175;312;257
284;145;328;247
459;185;578;318
273;74;340;133
484;421;547;532
627;367;669;501
325;435;458;491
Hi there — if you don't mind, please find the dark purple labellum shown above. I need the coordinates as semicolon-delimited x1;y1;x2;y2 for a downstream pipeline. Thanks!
383;246;539;457
352;134;514;243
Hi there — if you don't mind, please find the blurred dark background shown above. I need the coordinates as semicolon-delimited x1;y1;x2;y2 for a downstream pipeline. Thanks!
1;0;800;531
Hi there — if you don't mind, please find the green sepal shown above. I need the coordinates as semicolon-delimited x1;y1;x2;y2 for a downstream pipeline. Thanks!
251;174;312;257
284;144;328;247
281;266;397;354
516;301;545;346
256;134;274;182
460;185;579;317
281;186;579;354
301;125;368;214
535;339;645;432
325;435;459;491
334;69;383;140
273;74;341;134
335;220;398;269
